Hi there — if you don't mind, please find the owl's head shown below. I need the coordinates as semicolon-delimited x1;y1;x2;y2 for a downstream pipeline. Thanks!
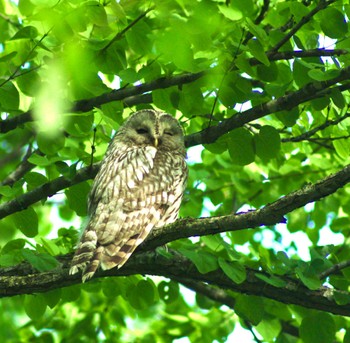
117;109;186;153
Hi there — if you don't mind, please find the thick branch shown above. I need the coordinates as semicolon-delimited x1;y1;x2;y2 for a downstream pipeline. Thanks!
2;164;350;314
144;163;350;249
72;72;205;112
0;73;204;134
2;250;350;317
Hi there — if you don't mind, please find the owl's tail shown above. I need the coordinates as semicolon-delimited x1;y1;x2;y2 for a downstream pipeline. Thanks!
69;229;149;282
100;232;147;271
69;227;102;282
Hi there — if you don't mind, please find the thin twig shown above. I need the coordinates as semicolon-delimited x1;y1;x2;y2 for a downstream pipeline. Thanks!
269;0;337;52
281;112;350;143
319;260;350;280
101;6;155;52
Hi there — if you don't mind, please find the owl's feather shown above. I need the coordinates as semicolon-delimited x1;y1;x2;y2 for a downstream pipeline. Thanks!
69;110;187;282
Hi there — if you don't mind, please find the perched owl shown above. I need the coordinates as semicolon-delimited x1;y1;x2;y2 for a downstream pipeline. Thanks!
69;109;188;282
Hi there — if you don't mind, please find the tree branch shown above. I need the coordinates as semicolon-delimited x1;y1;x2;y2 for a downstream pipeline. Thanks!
281;112;350;143
0;148;44;187
2;249;350;317
101;6;155;52
72;72;205;112
2;164;350;314
185;65;350;147
0;163;99;219
0;48;347;134
269;0;337;52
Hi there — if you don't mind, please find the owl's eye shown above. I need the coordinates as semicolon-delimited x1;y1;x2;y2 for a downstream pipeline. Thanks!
136;128;148;134
164;131;174;136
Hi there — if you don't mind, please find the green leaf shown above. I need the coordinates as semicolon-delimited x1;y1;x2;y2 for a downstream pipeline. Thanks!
158;281;179;304
24;294;47;321
0;51;17;62
27;153;51;167
102;278;123;298
157;28;194;71
0;81;19;111
179;248;219;274
36;132;65;155
319;8;347;39
255;273;287;288
24;172;48;189
300;313;335;343
333;290;350;305
85;1;107;26
344;329;350;343
256;318;281;341
43;289;62;309
11;26;38;39
275;107;299;127
227;128;255;165
12;208;38;238
218;258;246;284
255;125;281;161
295;263;321;290
0;239;26;266
308;69;340;81
331;88;345;109
235;295;264;325
65;182;90;216
61;285;81;302
127;280;155;310
0;185;20;197
39;237;61;256
22;249;59;272
257;63;278;82
218;5;242;21
248;39;269;66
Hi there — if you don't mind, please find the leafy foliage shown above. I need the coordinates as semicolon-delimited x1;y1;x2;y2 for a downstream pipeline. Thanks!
1;0;350;342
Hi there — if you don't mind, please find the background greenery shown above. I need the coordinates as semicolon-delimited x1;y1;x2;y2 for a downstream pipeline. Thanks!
1;0;350;342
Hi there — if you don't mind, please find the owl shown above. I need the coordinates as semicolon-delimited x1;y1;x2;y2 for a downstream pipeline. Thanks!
69;109;188;282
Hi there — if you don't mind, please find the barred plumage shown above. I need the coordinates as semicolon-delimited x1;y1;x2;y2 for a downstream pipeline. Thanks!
69;109;188;282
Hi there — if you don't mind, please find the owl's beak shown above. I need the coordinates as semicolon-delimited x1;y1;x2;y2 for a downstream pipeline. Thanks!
154;136;159;147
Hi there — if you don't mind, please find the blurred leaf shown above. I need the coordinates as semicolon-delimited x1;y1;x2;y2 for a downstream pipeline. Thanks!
295;262;321;290
227;128;255;165
300;313;335;343
11;25;38;39
65;182;90;216
24;294;47;321
11;208;38;238
235;295;264;325
218;258;246;284
0;81;19;111
127;279;155;310
179;248;219;274
248;39;269;66
256;318;281;342
22;249;59;271
255;125;281;161
319;8;347;39
158;281;179;304
36;132;65;155
43;289;62;309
